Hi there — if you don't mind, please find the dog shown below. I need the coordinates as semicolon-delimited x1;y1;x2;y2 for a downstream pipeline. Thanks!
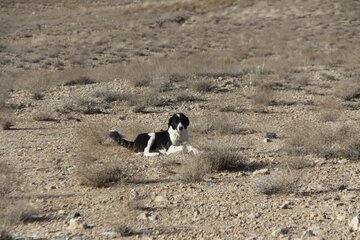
109;113;200;156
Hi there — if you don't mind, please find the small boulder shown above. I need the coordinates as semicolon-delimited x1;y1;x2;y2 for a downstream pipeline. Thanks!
350;214;360;231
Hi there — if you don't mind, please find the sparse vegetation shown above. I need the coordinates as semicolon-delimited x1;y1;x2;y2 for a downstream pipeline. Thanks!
76;125;127;187
250;84;275;106
64;76;96;86
2;0;360;238
93;89;130;103
192;80;213;93
254;172;299;195
335;79;360;101
284;122;360;161
33;112;58;122
318;97;342;122
61;99;105;115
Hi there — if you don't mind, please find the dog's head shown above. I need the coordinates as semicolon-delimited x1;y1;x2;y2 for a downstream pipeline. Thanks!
168;113;189;133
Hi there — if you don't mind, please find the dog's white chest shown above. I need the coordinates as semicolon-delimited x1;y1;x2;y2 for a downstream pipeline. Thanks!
168;128;188;146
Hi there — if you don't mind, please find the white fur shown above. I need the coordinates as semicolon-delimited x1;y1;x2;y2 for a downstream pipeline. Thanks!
144;133;159;157
166;144;201;155
168;127;189;146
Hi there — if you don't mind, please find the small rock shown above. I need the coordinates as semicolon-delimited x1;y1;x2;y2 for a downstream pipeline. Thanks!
154;195;166;202
301;229;315;239
58;210;66;216
350;214;360;231
280;201;291;209
100;231;119;239
252;168;269;176
248;212;261;219
265;132;277;139
263;138;272;143
272;227;289;238
67;211;81;220
137;212;158;221
67;217;86;231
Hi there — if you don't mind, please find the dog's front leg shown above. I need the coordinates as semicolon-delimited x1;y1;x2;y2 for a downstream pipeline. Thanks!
166;145;185;155
185;145;201;155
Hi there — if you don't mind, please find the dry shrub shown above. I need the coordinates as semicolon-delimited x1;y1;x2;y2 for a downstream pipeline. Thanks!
179;157;211;183
178;148;245;182
335;79;360;101
76;125;126;187
78;162;124;188
93;89;131;103
32;92;45;100
285;122;360;161
193;115;254;135
192;80;213;93
61;99;105;115
0;230;13;240
123;0;241;14
254;172;299;195
250;84;275;106
284;157;313;170
176;94;203;103
205;148;246;172
133;78;151;88
318;97;342;122
0;83;14;130
33;112;58;122
1;201;38;225
64;76;96;86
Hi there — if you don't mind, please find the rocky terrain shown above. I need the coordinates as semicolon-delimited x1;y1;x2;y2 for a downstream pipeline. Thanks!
1;0;360;239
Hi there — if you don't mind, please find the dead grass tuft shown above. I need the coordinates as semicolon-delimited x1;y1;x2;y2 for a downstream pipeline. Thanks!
61;99;105;115
76;124;127;187
254;172;299;195
335;79;360;101
193;116;254;135
0;230;13;240
179;157;210;183
284;122;360;161
250;84;275;106
318;97;342;122
33;112;58;122
192;80;213;93
64;76;96;86
78;162;124;188
284;157;314;170
93;89;130;103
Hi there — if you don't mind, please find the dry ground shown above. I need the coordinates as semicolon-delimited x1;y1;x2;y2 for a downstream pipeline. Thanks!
1;0;360;239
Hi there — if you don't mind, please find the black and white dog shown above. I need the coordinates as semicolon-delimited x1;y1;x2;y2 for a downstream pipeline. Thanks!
109;113;199;156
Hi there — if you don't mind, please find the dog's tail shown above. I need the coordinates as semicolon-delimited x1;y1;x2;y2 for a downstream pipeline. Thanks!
109;130;134;150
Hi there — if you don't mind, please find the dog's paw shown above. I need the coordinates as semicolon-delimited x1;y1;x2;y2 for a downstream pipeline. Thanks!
144;152;160;157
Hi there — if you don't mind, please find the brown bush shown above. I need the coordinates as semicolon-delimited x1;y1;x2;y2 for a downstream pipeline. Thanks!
250;84;275;106
284;122;360;161
318;97;342;122
76;125;127;187
254;172;299;195
64;76;96;86
335;79;360;101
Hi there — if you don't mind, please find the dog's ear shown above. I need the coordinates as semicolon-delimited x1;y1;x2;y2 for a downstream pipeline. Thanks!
182;114;190;127
168;115;174;128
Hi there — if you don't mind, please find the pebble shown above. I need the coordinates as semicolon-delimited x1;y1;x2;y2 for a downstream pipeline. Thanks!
263;138;272;143
280;201;291;209
154;195;166;202
137;212;158;221
271;227;289;238
350;214;360;231
252;168;269;176
100;231;119;239
301;229;315;239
